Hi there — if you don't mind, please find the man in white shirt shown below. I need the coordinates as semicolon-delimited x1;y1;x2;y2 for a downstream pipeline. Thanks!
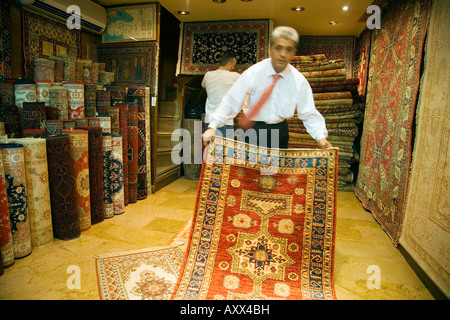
202;26;332;150
202;51;240;137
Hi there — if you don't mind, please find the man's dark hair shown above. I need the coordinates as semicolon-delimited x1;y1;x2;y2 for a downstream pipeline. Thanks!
219;51;236;66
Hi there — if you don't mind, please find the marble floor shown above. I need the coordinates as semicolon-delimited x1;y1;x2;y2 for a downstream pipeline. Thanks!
0;177;434;300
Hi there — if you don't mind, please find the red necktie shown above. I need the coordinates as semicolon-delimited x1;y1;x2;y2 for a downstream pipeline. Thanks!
239;74;282;130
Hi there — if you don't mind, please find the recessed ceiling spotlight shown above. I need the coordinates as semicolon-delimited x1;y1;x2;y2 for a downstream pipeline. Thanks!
329;20;337;25
177;10;190;15
342;6;349;11
241;0;253;2
291;7;305;12
213;0;226;3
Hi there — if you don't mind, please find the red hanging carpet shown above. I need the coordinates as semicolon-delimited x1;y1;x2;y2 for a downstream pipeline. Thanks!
355;0;432;245
171;137;338;300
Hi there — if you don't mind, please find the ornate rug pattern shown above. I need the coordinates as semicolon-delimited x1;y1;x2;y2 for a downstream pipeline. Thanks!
79;126;104;225
171;137;338;300
0;0;12;81
90;42;158;96
22;8;81;79
177;19;271;75
44;135;80;240
354;29;372;97
127;87;149;200
95;245;185;300
355;0;432;245
399;0;450;298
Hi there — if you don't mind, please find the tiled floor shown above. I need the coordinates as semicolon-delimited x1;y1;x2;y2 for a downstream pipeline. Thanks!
0;178;434;300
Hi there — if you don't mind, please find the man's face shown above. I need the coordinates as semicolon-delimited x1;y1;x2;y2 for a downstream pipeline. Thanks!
269;38;296;73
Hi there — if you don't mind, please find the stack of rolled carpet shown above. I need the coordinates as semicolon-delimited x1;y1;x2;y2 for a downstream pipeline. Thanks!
289;55;365;191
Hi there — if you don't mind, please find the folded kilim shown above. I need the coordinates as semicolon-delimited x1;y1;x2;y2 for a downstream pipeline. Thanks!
302;68;347;79
288;141;355;152
288;126;359;138
309;78;360;88
328;120;362;126
338;172;354;183
313;91;353;100
305;76;347;83
291;54;328;62
311;85;358;94
325;112;364;123
317;104;362;115
326;135;356;143
293;61;345;72
314;99;354;106
288;120;358;130
288;135;354;148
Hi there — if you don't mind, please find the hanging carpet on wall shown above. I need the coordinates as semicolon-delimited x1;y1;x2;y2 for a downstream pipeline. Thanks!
355;0;432;246
399;0;450;299
89;42;158;95
171;137;338;300
354;29;372;97
22;8;81;79
0;0;12;81
177;19;271;75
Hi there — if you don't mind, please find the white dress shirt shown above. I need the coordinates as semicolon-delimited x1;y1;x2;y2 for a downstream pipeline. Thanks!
202;69;240;125
208;58;328;142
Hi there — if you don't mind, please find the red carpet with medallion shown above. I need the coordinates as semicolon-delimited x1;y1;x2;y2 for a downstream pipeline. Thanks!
171;137;338;300
355;0;432;245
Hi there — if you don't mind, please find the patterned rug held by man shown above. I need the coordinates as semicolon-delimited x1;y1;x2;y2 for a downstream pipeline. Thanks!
171;137;338;300
95;245;185;300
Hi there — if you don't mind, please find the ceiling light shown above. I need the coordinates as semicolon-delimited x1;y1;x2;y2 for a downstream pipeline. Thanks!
177;10;190;15
342;6;349;11
213;0;226;3
329;21;337;25
291;7;305;12
241;0;253;2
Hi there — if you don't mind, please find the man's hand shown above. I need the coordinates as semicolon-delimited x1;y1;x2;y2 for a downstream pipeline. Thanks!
202;128;216;147
318;138;332;150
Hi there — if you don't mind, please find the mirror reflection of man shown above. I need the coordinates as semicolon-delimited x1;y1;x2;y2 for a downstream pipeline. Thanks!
202;26;332;150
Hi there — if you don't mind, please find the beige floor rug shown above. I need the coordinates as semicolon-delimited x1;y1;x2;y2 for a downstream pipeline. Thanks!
95;244;184;300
